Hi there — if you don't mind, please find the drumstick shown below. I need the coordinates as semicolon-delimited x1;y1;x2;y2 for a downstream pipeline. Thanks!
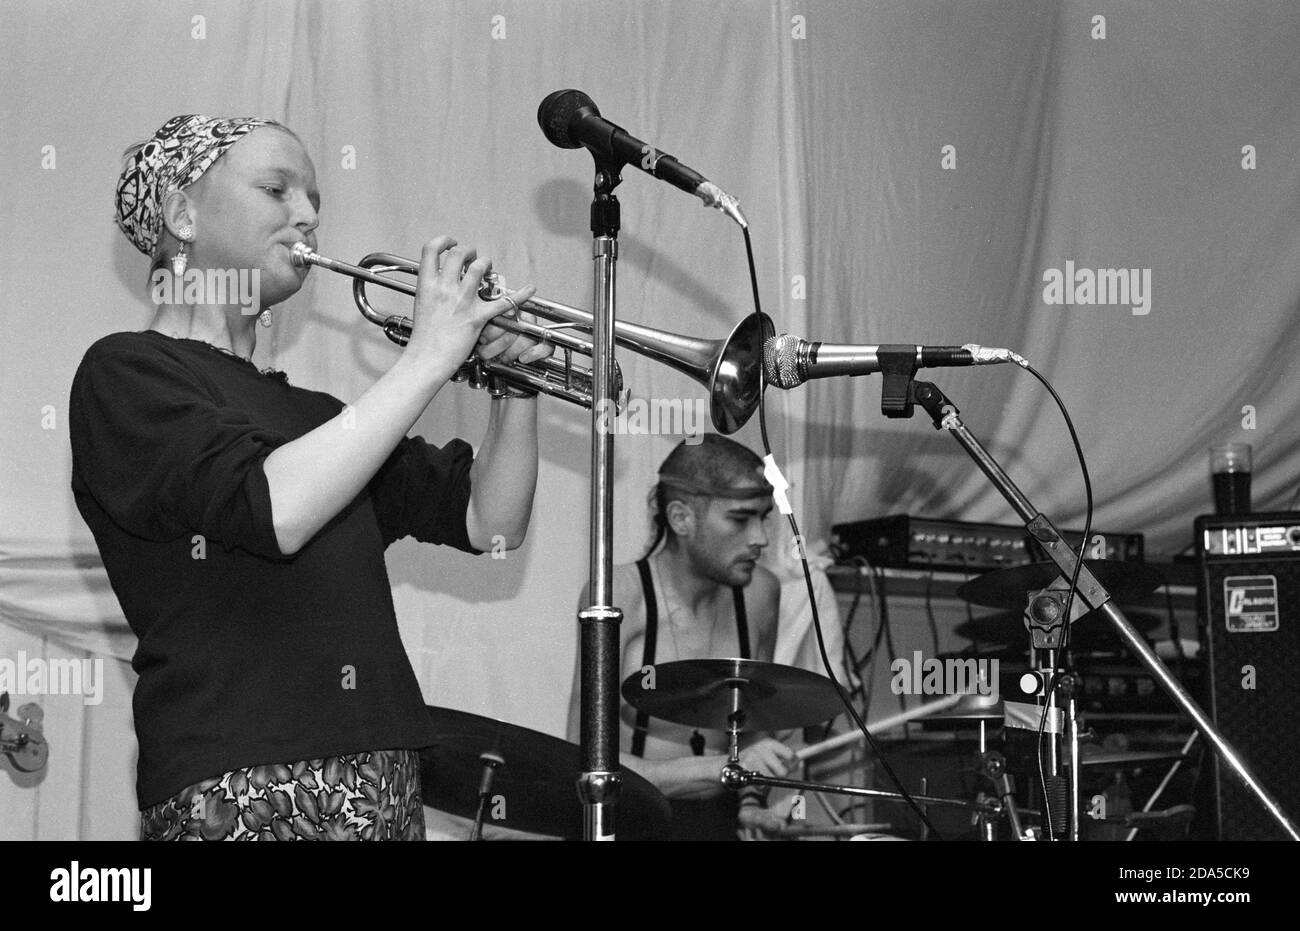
796;693;966;761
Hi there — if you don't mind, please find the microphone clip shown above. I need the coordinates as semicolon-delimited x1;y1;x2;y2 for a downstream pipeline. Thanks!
878;346;920;418
590;152;624;237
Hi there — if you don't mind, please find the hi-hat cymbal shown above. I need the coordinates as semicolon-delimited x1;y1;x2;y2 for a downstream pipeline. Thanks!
419;706;671;840
621;658;844;732
957;560;1165;611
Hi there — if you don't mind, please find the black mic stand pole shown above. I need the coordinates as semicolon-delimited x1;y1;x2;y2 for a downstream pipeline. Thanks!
576;154;625;840
888;368;1299;840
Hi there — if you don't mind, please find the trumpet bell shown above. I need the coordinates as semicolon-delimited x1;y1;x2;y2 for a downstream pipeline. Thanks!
701;313;774;434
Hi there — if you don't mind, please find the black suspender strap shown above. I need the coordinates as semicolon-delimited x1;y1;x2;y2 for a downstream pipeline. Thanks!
733;585;751;659
631;558;657;758
632;558;752;757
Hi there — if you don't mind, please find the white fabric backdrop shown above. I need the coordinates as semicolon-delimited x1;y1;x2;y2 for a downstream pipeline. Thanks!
2;0;1298;839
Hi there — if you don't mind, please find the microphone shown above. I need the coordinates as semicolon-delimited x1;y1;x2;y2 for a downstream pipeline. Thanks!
538;89;747;228
763;335;1026;389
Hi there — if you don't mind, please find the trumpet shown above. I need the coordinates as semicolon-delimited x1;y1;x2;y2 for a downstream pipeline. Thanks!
290;243;772;433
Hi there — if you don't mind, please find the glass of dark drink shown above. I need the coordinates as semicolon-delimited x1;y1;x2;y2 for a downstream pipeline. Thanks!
1210;443;1252;515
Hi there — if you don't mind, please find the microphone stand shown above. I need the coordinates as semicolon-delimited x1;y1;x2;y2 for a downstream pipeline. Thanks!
1016;589;1082;840
889;370;1298;840
577;153;625;840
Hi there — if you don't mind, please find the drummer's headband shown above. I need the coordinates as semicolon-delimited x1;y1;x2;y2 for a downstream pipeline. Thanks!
656;471;773;501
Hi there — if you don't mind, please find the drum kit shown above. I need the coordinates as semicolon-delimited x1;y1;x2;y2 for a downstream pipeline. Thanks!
420;558;1200;841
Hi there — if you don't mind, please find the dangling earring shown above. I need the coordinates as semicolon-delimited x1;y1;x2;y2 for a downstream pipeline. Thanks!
258;308;273;327
171;225;194;277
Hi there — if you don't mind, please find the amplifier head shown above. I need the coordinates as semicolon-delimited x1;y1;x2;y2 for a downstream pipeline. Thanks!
1195;511;1300;559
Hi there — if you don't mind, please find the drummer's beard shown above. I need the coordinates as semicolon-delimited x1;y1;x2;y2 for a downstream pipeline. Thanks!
687;544;761;589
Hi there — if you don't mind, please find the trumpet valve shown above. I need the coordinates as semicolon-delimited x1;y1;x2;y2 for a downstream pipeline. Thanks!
450;361;487;389
478;272;505;301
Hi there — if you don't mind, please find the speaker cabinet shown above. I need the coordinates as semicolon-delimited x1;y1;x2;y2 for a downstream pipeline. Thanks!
1196;512;1300;840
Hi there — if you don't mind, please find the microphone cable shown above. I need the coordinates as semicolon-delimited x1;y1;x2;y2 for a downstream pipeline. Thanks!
737;224;945;841
1017;363;1093;841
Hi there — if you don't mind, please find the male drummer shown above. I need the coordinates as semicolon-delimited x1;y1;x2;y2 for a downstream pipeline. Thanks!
567;435;799;840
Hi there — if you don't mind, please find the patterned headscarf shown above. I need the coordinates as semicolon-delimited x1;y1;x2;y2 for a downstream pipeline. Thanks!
115;114;280;256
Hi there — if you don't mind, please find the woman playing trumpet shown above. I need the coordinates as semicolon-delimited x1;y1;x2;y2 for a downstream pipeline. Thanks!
70;114;550;840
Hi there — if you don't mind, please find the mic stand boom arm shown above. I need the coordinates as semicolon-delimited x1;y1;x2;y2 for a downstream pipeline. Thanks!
903;377;1298;840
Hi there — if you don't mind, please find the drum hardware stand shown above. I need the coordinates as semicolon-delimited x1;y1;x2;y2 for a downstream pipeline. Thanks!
918;776;931;841
979;751;1029;840
1010;586;1085;840
1065;674;1082;840
1123;731;1200;841
577;152;625;840
470;751;505;842
716;678;1004;833
884;370;1298;841
721;765;1003;820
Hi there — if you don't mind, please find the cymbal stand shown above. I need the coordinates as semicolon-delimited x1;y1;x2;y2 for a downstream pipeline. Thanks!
470;751;505;842
980;751;1027;840
722;678;748;774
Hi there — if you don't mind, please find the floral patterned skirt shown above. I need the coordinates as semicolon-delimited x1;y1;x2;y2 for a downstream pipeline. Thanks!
140;749;425;841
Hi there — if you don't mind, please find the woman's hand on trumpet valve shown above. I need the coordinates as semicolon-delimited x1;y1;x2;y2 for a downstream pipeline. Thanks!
476;305;552;367
405;236;541;372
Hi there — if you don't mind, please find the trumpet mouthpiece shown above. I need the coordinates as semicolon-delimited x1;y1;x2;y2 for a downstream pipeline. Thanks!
289;242;315;266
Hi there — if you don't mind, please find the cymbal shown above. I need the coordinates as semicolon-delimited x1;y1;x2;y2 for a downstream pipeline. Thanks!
926;692;1004;721
1079;749;1188;770
957;560;1166;611
419;706;671;840
621;658;844;732
954;610;1158;648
